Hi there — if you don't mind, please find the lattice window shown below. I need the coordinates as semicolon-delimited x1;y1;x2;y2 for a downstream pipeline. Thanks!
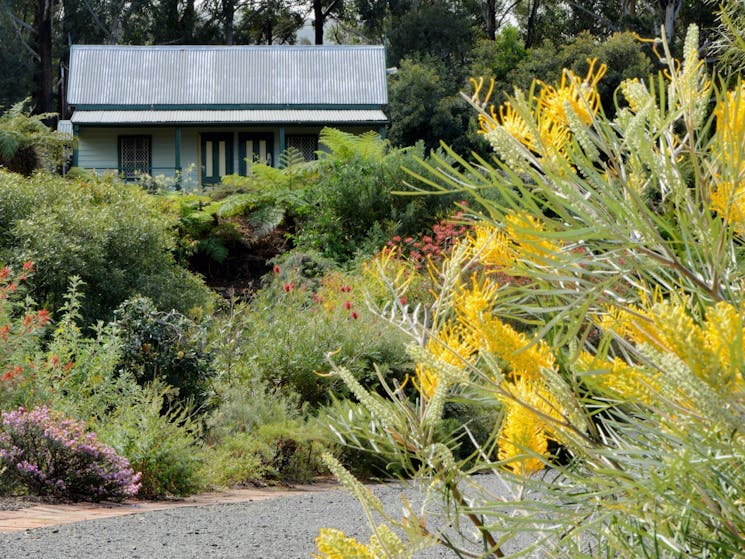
286;135;318;162
119;135;151;179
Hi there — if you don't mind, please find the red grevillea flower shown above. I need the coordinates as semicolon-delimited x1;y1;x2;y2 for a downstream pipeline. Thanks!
344;300;352;310
351;311;359;320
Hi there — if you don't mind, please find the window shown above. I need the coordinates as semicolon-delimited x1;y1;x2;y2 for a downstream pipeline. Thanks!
118;135;151;179
286;135;318;162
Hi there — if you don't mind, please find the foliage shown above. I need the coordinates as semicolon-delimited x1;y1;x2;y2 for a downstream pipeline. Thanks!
213;267;412;407
0;262;49;403
204;342;329;485
386;57;476;154
1;279;209;500
317;26;745;558
297;141;464;262
0;100;72;175
708;0;745;77
0;406;140;501
113;296;215;409
489;31;654;114
0;170;212;324
97;381;206;499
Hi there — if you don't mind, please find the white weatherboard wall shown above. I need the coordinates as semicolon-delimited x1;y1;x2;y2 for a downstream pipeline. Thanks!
77;127;178;175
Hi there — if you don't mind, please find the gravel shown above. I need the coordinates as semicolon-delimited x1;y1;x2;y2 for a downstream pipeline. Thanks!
0;475;527;559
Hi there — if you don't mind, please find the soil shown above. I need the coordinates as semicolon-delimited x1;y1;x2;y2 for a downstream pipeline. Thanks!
0;494;66;511
189;227;289;299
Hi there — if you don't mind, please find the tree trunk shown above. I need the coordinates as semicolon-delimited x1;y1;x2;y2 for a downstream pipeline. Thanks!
313;0;324;44
224;0;235;44
660;0;683;43
33;0;54;115
486;0;496;40
525;0;540;48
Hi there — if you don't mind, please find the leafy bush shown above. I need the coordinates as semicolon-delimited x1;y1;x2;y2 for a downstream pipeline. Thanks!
0;100;72;175
316;26;745;559
227;268;412;407
0;406;140;501
98;381;205;499
204;381;326;486
114;296;215;409
295;130;465;263
0;170;212;324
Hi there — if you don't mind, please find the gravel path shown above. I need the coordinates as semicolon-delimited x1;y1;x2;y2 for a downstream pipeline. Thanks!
0;475;522;559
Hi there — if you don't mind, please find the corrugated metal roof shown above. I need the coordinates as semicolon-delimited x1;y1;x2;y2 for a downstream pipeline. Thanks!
57;120;73;134
70;109;388;124
68;45;388;106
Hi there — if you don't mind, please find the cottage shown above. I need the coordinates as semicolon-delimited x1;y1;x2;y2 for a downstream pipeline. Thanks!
63;44;388;188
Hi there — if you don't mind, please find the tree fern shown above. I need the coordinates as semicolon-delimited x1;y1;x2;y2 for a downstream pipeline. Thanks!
318;127;387;162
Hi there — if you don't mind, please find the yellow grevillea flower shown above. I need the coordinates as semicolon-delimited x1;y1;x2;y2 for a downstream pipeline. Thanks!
577;351;660;403
477;315;556;380
710;84;745;233
314;529;375;559
597;303;670;351
454;275;500;324
468;223;515;269
537;59;607;127
497;102;533;147
497;378;562;475
703;302;745;389
505;212;562;265
415;321;478;400
599;297;745;391
314;526;412;559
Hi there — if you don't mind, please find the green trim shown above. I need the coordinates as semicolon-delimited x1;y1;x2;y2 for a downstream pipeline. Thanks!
75;103;383;111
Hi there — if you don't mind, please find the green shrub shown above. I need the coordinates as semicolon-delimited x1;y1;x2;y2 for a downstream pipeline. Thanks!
223;269;412;407
295;134;464;263
0;170;213;324
204;381;326;486
113;296;215;409
98;381;206;499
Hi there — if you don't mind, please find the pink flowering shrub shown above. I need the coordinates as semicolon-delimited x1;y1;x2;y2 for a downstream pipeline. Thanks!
0;406;141;501
386;211;471;269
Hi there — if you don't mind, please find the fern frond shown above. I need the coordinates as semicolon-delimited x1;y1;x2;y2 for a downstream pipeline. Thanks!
246;205;285;238
216;193;257;218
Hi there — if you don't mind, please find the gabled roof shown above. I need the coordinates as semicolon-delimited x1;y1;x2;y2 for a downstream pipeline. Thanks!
67;44;388;108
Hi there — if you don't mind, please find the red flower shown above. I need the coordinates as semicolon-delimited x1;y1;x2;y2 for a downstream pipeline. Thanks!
340;285;352;293
0;324;9;341
37;309;50;325
2;366;23;381
399;296;408;306
0;267;9;280
273;265;281;274
351;311;359;320
344;300;352;310
283;282;295;292
22;261;34;271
